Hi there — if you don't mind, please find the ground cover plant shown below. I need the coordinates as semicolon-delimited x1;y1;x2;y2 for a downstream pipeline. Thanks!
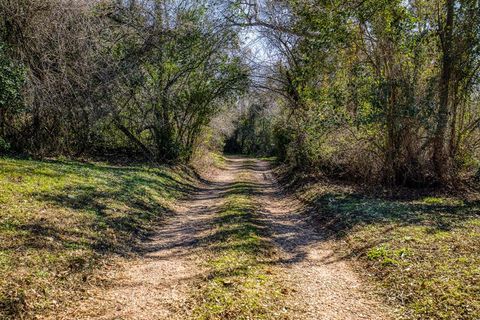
193;168;285;319
293;179;480;319
0;157;197;318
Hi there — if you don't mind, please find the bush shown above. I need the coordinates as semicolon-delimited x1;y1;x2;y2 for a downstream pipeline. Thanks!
0;136;10;152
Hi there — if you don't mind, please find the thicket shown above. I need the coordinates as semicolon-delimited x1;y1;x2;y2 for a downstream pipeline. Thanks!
224;97;277;156
237;0;480;186
1;0;479;186
0;0;248;162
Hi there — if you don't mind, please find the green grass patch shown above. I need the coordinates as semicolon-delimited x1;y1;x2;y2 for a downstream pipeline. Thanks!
0;157;197;319
258;156;277;163
210;153;227;169
299;186;480;319
194;175;285;319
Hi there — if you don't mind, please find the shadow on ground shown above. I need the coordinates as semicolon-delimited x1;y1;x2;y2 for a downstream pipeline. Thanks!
1;159;200;258
114;156;480;267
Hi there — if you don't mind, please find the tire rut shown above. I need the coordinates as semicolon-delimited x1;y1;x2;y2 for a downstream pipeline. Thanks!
51;156;394;320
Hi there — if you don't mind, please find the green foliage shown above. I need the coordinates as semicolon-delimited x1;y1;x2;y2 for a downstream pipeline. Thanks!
0;43;24;151
263;0;480;184
0;1;249;162
0;43;24;111
0;137;10;152
225;101;277;156
367;245;411;266
108;4;250;163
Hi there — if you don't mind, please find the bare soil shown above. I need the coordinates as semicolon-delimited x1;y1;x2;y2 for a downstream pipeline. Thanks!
50;156;394;319
253;159;395;320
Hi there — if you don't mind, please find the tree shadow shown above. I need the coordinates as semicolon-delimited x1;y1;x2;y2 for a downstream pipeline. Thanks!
307;192;480;236
1;159;201;258
268;188;480;267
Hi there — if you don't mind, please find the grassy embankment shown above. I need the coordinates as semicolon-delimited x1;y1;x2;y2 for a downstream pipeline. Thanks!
194;166;286;319
292;177;480;320
0;157;198;319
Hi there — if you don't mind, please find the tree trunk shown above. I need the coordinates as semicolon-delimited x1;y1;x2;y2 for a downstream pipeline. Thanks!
0;108;5;139
113;118;154;161
155;93;177;162
433;0;454;182
448;84;460;161
385;83;398;185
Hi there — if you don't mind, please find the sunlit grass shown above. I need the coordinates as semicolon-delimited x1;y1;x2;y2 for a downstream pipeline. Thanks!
194;175;285;319
0;157;196;319
298;185;480;320
210;152;227;169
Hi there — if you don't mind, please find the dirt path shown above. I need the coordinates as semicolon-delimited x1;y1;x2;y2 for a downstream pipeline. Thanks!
251;159;394;319
52;161;236;320
53;156;392;319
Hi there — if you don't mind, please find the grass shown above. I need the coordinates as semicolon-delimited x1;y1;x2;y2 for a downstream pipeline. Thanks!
193;171;285;319
0;157;197;319
295;182;480;320
210;152;227;169
258;156;277;163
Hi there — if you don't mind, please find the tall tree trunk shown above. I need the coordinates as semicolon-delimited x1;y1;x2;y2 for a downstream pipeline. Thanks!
385;83;398;185
448;84;460;161
433;0;454;182
156;93;177;162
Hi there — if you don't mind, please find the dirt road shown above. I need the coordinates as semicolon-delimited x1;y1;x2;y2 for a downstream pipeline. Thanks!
53;156;393;320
